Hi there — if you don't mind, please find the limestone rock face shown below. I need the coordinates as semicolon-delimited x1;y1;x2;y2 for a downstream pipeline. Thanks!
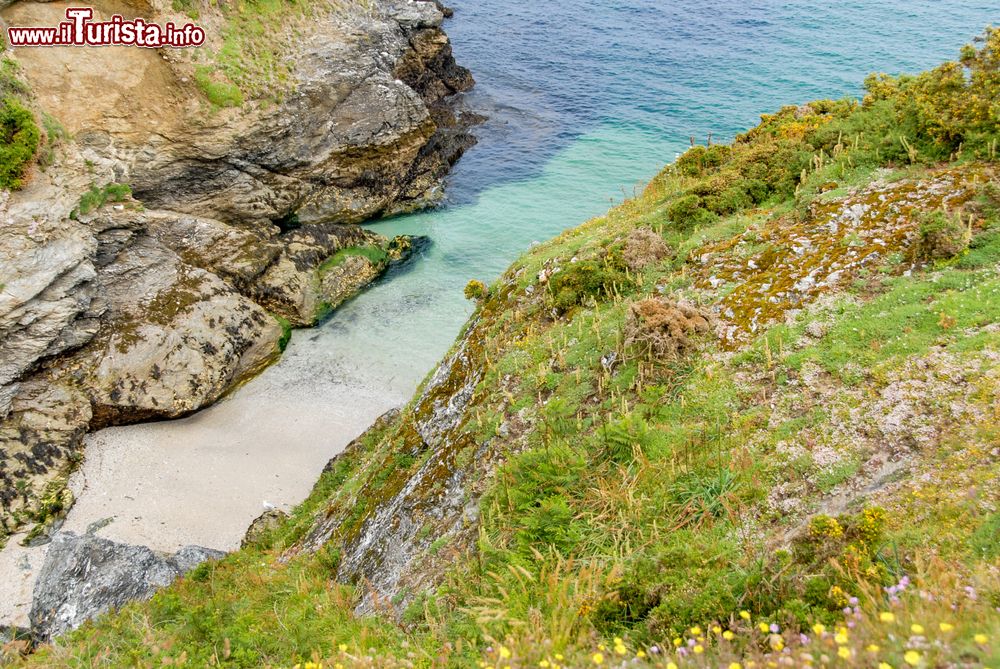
106;0;476;227
0;0;472;541
29;532;225;641
80;232;282;426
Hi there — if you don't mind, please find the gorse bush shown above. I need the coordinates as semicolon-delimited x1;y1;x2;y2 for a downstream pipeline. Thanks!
862;26;1000;158
547;259;632;312
659;27;1000;237
0;96;39;190
464;279;488;300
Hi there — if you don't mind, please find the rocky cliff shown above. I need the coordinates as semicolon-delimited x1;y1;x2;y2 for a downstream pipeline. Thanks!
0;0;474;544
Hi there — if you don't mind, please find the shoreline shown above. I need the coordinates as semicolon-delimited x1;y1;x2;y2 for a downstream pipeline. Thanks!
0;327;411;630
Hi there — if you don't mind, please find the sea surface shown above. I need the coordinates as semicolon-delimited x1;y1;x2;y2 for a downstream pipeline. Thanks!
345;0;1000;390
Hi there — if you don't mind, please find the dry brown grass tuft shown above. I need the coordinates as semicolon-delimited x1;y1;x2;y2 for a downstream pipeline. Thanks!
622;227;669;271
624;297;712;360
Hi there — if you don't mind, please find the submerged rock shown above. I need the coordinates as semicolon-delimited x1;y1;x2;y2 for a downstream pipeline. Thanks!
29;532;224;641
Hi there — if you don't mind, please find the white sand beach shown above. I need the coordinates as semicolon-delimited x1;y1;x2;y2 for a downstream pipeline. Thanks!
0;321;413;629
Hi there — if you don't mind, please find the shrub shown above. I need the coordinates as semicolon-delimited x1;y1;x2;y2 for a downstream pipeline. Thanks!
0;96;40;190
464;279;487;300
624;297;712;360
547;260;630;312
622;227;669;271
675;144;732;177
666;193;717;229
858;27;1000;160
918;210;969;260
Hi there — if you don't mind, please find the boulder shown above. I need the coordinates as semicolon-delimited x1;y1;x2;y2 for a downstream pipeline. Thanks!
30;531;225;641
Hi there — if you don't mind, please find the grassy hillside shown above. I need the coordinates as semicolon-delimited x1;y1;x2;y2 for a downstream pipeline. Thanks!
9;28;1000;669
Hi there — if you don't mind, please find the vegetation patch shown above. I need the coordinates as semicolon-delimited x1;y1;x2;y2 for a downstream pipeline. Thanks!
623;297;712;360
318;244;390;273
72;183;132;218
0;96;40;190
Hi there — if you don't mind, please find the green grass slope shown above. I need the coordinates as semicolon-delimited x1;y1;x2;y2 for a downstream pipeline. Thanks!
9;27;1000;669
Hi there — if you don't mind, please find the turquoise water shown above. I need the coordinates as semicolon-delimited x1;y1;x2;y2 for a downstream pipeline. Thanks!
312;0;998;391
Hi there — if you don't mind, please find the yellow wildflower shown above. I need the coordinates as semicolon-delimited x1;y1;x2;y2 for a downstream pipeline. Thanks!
636;650;646;658
759;622;770;633
938;622;954;632
591;652;604;665
867;644;880;652
539;661;550;668
879;612;896;623
690;626;702;636
614;644;626;656
904;650;921;666
975;634;989;644
740;610;751;620
730;663;743;669
838;648;851;659
694;645;705;654
910;624;925;635
555;654;564;661
835;631;849;645
723;630;736;640
667;663;678;669
712;625;723;635
879;664;893;669
499;647;511;659
812;623;826;635
673;638;682;647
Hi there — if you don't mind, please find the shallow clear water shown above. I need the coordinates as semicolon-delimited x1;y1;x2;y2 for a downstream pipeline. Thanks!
333;0;999;390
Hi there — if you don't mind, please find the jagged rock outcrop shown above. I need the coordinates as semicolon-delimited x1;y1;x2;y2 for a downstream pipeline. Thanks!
66;0;477;227
0;0;472;541
296;298;503;614
29;531;224;641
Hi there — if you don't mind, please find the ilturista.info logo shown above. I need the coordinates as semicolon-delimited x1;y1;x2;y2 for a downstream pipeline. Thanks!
7;7;205;47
